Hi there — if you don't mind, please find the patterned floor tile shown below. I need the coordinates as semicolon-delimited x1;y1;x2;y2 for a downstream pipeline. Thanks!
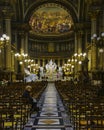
40;112;58;116
36;128;61;130
43;103;57;106
42;107;58;111
38;119;60;125
44;100;57;104
24;82;73;130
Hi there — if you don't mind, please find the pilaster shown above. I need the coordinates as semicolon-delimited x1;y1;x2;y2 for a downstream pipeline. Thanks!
4;15;12;71
90;11;99;71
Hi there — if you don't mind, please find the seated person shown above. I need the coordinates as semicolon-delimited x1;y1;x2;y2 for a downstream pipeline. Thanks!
22;85;39;112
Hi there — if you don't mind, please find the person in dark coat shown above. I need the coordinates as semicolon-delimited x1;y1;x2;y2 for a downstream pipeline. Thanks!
22;85;39;112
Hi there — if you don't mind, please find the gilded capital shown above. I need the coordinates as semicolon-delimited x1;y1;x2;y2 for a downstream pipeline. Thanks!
13;23;31;32
85;0;93;4
74;23;84;31
88;3;100;20
18;31;25;37
89;10;99;20
2;9;14;19
76;30;84;38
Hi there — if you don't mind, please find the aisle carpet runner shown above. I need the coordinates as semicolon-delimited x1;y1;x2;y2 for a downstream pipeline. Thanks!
24;82;74;130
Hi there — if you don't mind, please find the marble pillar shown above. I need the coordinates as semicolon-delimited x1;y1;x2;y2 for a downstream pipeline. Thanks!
90;12;98;71
74;32;78;74
101;10;104;71
5;18;11;71
0;49;2;69
43;59;45;67
14;32;18;73
77;31;83;72
58;59;60;67
21;34;25;52
38;59;40;66
24;33;28;54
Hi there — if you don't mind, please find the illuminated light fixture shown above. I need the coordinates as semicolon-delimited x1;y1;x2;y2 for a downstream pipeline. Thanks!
19;61;23;65
0;34;10;47
78;61;82;64
71;65;74;68
83;53;86;57
68;59;70;62
74;53;77;56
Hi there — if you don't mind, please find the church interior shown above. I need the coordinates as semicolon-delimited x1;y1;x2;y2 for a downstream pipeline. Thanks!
0;0;104;130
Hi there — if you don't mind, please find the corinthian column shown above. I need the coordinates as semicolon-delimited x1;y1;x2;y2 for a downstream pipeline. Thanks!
5;17;12;71
0;50;2;69
74;32;78;74
20;33;25;52
77;31;83;72
102;9;104;71
90;11;99;71
14;32;18;73
24;33;28;54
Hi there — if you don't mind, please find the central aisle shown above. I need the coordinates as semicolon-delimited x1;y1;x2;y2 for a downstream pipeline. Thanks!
24;82;73;130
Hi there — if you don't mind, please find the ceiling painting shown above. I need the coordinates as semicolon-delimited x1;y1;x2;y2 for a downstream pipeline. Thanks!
29;3;73;35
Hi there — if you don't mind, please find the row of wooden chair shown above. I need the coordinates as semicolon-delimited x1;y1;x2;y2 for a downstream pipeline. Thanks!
55;81;104;130
0;81;47;130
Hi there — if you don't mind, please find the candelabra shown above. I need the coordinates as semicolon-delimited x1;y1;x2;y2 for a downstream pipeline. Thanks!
15;52;28;64
0;34;10;70
28;63;40;74
0;34;10;48
0;34;13;82
62;52;88;80
15;51;28;80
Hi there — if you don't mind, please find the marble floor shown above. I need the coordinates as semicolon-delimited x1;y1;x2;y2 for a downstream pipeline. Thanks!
24;82;74;130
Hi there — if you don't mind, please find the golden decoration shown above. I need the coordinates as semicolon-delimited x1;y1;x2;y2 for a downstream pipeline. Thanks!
40;119;57;124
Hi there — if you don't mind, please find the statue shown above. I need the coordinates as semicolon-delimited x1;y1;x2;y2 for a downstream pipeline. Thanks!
39;66;44;78
45;59;57;76
57;66;63;79
24;68;38;82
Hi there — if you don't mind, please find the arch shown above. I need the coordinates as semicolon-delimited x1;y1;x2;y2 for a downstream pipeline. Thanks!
24;0;78;24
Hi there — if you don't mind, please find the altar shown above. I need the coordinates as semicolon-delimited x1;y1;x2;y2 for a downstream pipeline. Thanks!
39;59;63;81
45;59;57;80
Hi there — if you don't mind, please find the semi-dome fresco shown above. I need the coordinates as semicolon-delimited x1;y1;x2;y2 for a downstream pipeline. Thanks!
29;3;74;35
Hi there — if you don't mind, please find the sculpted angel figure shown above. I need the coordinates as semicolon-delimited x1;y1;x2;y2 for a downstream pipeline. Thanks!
45;59;57;74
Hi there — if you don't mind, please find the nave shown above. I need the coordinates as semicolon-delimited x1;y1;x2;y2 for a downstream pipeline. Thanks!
0;80;104;130
24;82;73;130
